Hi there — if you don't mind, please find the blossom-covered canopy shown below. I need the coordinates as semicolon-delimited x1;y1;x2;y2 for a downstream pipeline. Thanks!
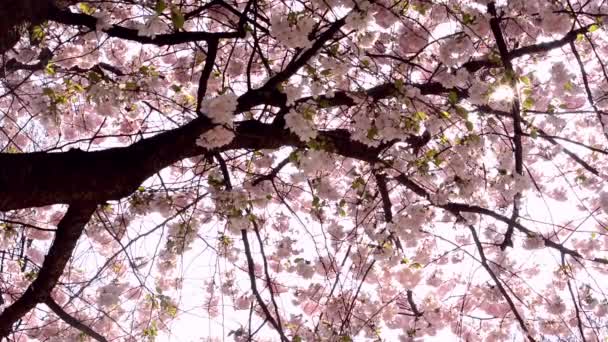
1;0;608;341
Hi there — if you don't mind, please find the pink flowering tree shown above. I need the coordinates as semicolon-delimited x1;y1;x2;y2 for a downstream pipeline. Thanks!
2;0;608;341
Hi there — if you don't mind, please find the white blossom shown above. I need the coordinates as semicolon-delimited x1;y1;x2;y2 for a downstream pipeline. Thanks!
283;84;302;106
201;92;239;124
468;80;489;105
270;15;315;49
97;283;128;307
358;31;378;48
196;126;235;149
541;10;571;34
137;16;166;39
284;109;317;141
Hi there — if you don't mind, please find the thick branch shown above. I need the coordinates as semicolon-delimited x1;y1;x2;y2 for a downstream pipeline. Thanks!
488;2;524;250
0;203;97;337
0;117;213;211
508;25;593;60
196;38;220;115
374;172;393;223
0;77;447;212
47;7;243;46
374;172;403;250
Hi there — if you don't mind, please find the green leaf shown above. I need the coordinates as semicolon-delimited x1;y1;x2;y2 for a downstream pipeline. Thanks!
412;3;427;15
44;63;56;75
351;177;365;190
432;155;443;166
424;149;437;160
455;105;468;119
307;139;321;150
320;69;332;77
410;262;422;269
304;65;316;76
329;44;339;56
125;81;139;90
302;106;315;120
414;111;427;121
589;24;600;33
465;121;474;131
287;12;298;25
78;3;95;15
139;65;150;75
318;99;331;108
30;25;45;43
171;7;185;30
143;321;158;339
42;87;54;97
530;127;538;139
577;33;585;42
523;97;535;110
88;71;101;83
439;110;451;119
488;52;502;64
155;0;167;14
448;91;459;104
312;196;321;208
519;75;531;86
366;126;378;139
288;151;300;163
395;78;404;92
462;13;475;25
219;234;232;246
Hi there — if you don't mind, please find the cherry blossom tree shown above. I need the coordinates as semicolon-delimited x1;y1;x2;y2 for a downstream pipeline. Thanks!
2;0;608;341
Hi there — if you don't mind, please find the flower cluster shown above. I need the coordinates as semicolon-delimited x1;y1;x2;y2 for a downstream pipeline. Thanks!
97;283;128;307
196;126;235;149
200;92;239;124
270;14;316;49
284;109;317;141
137;16;166;38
